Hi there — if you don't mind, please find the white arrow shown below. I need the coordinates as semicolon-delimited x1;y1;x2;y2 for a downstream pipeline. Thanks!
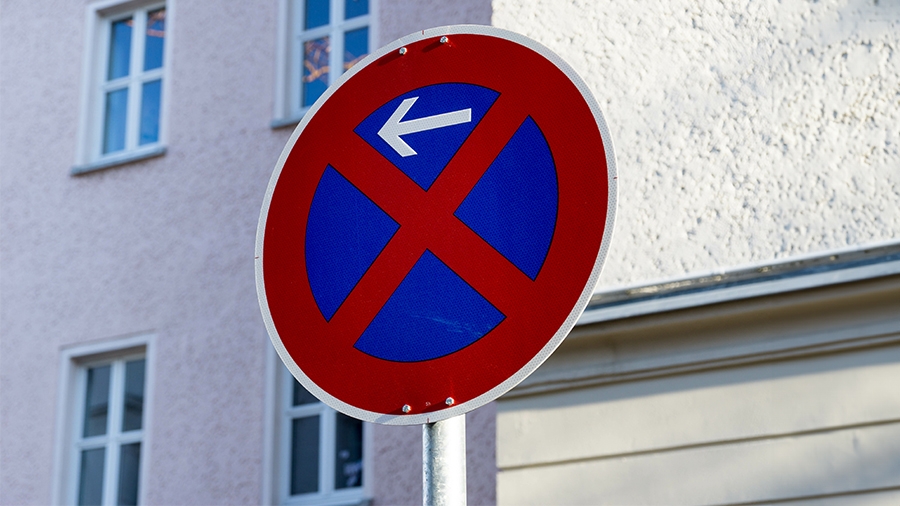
377;97;472;157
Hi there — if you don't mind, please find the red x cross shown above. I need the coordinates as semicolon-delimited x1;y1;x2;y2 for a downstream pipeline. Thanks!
325;92;534;349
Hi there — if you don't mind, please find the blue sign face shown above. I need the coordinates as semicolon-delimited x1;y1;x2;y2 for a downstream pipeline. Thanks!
303;83;559;363
354;83;499;190
259;26;616;425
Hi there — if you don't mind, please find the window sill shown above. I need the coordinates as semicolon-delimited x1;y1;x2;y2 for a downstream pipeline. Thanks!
271;111;309;130
283;492;370;506
71;145;166;176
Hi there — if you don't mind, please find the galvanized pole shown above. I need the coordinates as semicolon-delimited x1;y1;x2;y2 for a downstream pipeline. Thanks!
423;415;466;506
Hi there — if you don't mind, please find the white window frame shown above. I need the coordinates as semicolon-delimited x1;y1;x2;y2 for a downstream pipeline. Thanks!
74;0;171;174
52;334;155;506
273;0;378;127
264;349;372;506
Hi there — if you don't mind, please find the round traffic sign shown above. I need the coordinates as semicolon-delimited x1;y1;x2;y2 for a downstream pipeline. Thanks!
256;25;617;425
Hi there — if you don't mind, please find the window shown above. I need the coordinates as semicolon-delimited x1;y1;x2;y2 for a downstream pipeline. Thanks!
275;0;374;125
73;356;146;505
277;366;369;505
52;337;152;506
75;3;167;172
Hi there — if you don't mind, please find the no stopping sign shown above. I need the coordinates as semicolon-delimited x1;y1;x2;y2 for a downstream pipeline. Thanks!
257;25;617;425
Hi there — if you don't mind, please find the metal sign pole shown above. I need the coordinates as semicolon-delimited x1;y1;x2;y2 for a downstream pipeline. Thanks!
423;415;467;506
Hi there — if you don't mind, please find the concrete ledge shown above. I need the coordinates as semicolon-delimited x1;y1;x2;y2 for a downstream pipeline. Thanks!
270;114;305;130
582;241;900;325
71;145;166;175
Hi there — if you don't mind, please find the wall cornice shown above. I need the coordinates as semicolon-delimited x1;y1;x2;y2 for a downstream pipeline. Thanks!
508;272;900;398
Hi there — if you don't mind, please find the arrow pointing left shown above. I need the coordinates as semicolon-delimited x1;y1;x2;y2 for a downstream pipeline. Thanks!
377;97;472;157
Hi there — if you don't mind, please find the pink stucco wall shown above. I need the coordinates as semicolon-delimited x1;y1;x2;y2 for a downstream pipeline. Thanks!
1;0;285;503
0;0;493;505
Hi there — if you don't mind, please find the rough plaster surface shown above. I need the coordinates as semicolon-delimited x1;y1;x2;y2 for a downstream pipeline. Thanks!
494;0;900;289
1;1;284;504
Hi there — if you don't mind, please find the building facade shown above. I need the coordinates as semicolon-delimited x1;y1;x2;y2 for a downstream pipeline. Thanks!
2;0;898;505
1;1;493;505
490;2;900;503
498;244;900;504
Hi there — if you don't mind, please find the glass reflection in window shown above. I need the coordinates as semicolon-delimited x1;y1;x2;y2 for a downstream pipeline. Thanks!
302;37;330;107
343;27;368;71
78;448;106;506
107;18;132;80
305;0;329;29
122;359;145;431
290;416;321;494
334;413;363;489
345;0;368;20
83;365;111;437
143;8;165;71
117;443;141;506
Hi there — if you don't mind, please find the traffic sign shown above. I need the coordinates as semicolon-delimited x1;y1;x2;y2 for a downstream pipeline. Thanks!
256;25;617;425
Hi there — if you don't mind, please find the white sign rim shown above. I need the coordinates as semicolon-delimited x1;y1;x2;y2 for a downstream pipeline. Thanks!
255;24;618;425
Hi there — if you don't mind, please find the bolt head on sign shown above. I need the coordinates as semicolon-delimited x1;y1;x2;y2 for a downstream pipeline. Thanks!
256;26;617;425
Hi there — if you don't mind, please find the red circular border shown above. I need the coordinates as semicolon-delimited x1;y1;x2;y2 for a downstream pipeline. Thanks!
259;28;613;423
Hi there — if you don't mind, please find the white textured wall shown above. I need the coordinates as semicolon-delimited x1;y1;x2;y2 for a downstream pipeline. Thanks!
494;0;900;287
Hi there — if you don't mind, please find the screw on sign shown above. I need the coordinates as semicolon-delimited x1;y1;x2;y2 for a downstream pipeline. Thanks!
256;26;617;425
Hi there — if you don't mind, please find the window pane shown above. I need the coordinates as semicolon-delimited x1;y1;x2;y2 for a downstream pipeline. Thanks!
103;88;128;154
143;8;166;71
139;80;162;146
334;413;363;489
83;365;111;437
302;37;329;107
343;27;368;71
78;448;105;506
122;359;145;431
292;380;318;406
117;443;141;506
108;17;133;80
345;0;368;19
304;0;329;29
290;416;320;495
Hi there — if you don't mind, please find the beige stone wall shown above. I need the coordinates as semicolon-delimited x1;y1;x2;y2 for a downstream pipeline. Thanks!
497;272;900;504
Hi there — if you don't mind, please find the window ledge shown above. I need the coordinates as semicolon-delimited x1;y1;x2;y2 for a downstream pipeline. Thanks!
71;145;166;176
271;111;309;130
284;495;371;506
